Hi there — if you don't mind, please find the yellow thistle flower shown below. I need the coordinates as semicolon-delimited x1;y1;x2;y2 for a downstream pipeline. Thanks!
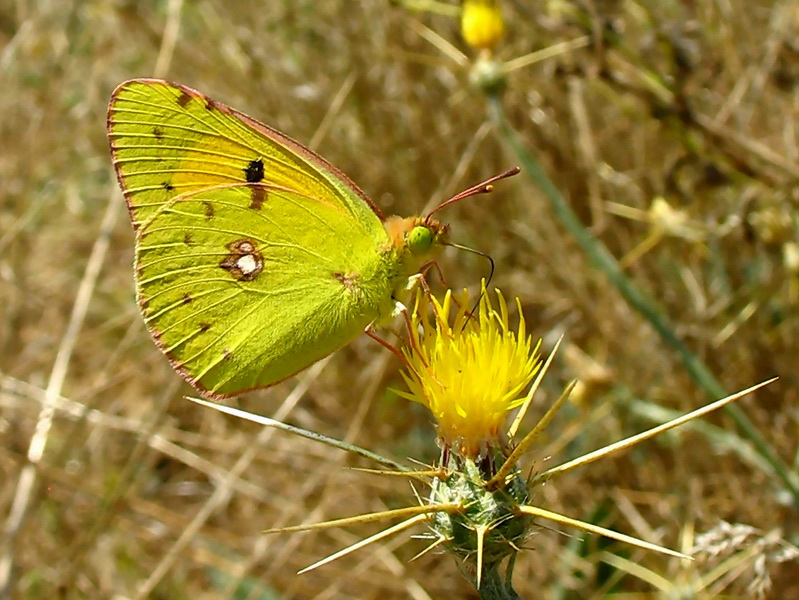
399;284;541;458
461;0;506;53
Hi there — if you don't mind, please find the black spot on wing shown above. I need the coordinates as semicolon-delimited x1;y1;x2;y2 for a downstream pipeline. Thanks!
245;159;265;183
244;160;267;209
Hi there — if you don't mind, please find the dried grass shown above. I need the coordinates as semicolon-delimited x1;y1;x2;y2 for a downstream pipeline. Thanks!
1;1;797;598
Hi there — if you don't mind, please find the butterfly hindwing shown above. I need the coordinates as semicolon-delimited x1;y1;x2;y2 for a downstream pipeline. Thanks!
108;79;396;398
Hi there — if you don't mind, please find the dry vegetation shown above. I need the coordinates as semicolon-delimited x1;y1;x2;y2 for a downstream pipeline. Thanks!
1;0;798;598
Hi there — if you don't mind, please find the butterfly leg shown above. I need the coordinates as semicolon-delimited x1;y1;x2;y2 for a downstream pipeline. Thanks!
395;273;448;336
416;261;467;313
419;259;485;325
419;259;448;289
364;325;410;368
397;299;448;387
407;269;455;332
366;301;440;386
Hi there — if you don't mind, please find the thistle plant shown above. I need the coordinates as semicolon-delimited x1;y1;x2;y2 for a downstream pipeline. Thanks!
189;284;773;598
461;0;506;94
389;285;764;597
405;0;589;100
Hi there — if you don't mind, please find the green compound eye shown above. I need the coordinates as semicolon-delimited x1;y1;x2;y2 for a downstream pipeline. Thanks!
407;225;434;255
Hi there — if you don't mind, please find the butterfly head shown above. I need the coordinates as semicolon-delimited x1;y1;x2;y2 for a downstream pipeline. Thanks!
385;216;451;261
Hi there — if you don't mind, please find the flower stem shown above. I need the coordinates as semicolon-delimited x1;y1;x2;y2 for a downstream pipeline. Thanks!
477;561;521;600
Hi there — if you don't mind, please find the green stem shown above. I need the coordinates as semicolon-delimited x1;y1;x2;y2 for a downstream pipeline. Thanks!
487;95;799;506
477;561;522;600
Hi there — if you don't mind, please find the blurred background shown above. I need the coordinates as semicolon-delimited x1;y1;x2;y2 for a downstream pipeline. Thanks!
1;0;798;598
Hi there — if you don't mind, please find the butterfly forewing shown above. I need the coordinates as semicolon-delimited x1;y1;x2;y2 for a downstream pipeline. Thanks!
107;79;383;230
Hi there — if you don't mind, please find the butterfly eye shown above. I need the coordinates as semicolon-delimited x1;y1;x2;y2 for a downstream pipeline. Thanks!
407;225;434;255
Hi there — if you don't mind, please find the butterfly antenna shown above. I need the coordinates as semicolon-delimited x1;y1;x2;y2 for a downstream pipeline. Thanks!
445;242;495;327
425;167;520;223
446;242;495;287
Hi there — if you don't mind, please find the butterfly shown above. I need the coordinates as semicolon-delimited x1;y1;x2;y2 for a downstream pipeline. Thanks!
107;79;517;399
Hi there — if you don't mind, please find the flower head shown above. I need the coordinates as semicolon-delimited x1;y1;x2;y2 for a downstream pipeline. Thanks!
399;283;541;458
461;0;506;53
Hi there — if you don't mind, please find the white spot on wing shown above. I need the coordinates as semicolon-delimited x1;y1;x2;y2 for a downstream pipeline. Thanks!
236;254;258;276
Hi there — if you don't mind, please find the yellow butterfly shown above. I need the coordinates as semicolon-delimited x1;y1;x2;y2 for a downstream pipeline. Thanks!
108;79;517;398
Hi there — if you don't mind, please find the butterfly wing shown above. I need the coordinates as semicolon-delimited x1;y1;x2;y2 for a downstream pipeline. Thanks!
108;79;386;227
108;79;394;398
